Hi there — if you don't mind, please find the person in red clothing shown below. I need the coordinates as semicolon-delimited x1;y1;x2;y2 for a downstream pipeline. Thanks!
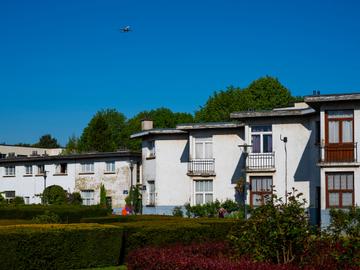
121;207;127;216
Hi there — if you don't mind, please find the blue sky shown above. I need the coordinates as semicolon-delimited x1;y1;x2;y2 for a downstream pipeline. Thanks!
1;0;360;146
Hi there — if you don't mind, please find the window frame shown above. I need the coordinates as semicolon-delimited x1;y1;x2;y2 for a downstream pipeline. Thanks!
80;162;94;174
105;161;115;173
147;140;156;158
37;164;45;175
80;190;95;206
250;176;273;207
325;110;354;145
251;125;273;153
194;137;213;159
55;163;67;175
194;179;213;205
4;166;15;176
25;165;33;175
326;172;354;208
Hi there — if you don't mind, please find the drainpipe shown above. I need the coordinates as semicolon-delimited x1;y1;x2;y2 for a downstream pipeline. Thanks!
280;135;288;204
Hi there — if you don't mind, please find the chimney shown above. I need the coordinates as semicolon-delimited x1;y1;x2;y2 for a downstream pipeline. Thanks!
141;119;153;131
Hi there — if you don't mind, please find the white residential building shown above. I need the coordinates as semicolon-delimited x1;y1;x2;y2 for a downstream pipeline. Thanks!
0;151;141;210
132;93;360;226
0;145;63;158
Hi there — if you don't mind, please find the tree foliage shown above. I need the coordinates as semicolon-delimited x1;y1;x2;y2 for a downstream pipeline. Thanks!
62;135;79;155
195;76;303;122
78;109;126;152
33;134;60;148
99;184;107;208
42;185;67;205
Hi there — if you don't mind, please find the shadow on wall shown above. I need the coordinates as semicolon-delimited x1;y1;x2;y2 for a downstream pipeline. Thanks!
180;141;189;163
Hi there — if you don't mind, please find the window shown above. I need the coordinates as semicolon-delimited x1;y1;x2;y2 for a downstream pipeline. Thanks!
326;110;353;144
4;191;15;203
81;190;95;206
326;172;354;208
136;162;141;184
37;165;45;175
24;196;30;204
251;126;272;153
194;137;213;159
106;196;112;209
105;161;115;173
55;163;67;174
25;165;33;175
250;176;273;206
81;163;94;173
0;153;6;159
148;181;155;206
194;180;213;205
4;166;15;176
148;140;155;157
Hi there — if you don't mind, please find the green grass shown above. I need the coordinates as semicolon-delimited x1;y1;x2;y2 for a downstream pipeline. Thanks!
82;266;127;270
0;219;33;225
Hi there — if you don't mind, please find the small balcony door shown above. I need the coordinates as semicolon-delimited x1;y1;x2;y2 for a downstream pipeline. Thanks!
325;110;354;162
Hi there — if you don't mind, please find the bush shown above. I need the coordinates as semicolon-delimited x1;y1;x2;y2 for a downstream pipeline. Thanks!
127;241;301;270
172;206;183;217
32;211;61;224
42;185;67;205
11;196;25;205
67;192;82;205
0;205;110;223
328;207;360;238
0;224;123;269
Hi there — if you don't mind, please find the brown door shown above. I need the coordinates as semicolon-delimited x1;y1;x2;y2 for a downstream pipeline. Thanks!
325;110;354;162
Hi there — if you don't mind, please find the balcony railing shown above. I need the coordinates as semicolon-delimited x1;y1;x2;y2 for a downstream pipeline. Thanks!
188;159;215;176
246;152;275;170
320;143;357;163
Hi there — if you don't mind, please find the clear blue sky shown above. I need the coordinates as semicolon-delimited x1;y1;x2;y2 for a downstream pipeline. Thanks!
1;0;360;146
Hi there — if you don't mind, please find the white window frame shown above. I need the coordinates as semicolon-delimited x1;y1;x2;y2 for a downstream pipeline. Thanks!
105;161;115;173
81;190;95;206
148;140;155;158
37;164;45;175
4;166;15;176
81;162;94;173
193;137;213;159
25;165;33;175
194;179;213;205
251;125;272;153
147;181;155;206
55;163;67;174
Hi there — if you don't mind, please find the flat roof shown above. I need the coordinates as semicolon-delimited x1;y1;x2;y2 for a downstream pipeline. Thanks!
176;122;244;130
130;128;187;139
304;93;360;103
0;151;141;164
230;107;315;119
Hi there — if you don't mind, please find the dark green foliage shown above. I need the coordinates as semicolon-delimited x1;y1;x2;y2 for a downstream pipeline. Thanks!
221;199;240;213
100;184;107;208
0;224;123;269
229;189;311;264
32;211;61;224
125;186;142;214
172;206;183;217
0;205;109;222
195;76;302;122
11;196;25;205
62;135;79;155
42;185;67;205
185;199;240;218
78;109;126;152
328;207;360;238
68;192;83;205
33;134;60;148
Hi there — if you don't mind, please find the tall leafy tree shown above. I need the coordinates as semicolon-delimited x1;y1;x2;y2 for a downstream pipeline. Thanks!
78;109;126;152
33;134;60;148
62;135;79;155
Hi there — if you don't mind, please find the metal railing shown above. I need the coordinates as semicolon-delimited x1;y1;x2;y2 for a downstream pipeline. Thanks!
246;152;275;170
320;143;357;163
188;159;215;175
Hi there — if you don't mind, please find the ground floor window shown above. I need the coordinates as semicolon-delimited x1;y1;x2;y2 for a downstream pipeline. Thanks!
194;180;213;205
250;176;272;207
4;191;15;203
148;181;155;206
326;172;354;208
81;190;95;206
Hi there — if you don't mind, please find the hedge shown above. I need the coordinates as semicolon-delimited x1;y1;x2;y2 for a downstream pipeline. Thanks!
80;214;184;224
0;224;123;270
0;205;110;222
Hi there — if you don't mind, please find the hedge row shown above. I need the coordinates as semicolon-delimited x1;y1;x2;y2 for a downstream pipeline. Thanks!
0;205;110;222
0;224;123;270
80;214;184;224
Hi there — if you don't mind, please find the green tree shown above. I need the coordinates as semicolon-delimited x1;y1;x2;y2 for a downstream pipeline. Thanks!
78;109;126;152
195;76;303;122
99;184;107;208
33;134;60;148
62;135;79;155
125;186;142;214
42;185;67;205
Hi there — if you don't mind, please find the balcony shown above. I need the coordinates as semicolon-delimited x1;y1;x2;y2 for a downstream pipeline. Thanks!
246;152;275;171
187;159;215;176
320;143;358;165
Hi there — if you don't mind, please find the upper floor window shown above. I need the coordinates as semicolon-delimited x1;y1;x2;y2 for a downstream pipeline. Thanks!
81;162;94;173
148;140;155;158
251;125;272;153
37;165;45;175
4;166;15;176
194;137;213;159
25;165;33;175
105;161;115;173
326;110;353;144
55;163;67;174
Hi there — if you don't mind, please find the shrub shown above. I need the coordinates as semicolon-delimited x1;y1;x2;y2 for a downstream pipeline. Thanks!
11;196;25;205
328;207;360;238
42;185;67;205
229;189;311;264
0;205;110;222
221;199;240;213
125;186;142;214
68;192;83;205
184;200;221;217
172;206;183;217
32;211;61;224
0;224;123;269
100;183;107;208
127;241;301;270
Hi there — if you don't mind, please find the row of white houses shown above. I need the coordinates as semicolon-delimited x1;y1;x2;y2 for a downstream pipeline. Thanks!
0;92;359;226
132;93;360;226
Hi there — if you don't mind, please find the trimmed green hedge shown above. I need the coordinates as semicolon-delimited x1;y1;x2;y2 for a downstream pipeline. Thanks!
0;224;123;270
0;205;110;222
80;214;184;224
